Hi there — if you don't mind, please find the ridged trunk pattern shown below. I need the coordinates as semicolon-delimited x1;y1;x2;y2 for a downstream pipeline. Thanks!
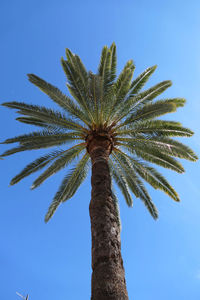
89;136;129;300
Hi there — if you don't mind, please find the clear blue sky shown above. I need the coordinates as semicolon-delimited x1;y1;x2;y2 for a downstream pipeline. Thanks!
1;1;200;299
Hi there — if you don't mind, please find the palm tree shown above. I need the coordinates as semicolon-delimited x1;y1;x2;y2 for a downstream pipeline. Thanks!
1;43;197;300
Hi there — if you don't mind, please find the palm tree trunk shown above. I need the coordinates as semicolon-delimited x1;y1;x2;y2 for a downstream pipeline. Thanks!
89;137;129;300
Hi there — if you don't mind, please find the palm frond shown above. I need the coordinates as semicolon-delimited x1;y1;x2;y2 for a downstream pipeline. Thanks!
129;65;157;95
0;135;84;158
116;144;185;173
106;60;135;123
115;148;179;202
134;162;180;201
109;159;133;206
97;43;117;123
164;98;186;108
98;45;113;92
2;101;88;132
61;52;94;122
31;143;85;189
112;150;158;219
120;100;176;127
45;153;89;222
115;60;135;103
98;46;110;89
117;136;197;161
88;72;103;125
116;120;194;138
2;130;83;145
15;116;58;129
111;80;172;124
10;149;67;185
27;74;91;125
109;42;117;83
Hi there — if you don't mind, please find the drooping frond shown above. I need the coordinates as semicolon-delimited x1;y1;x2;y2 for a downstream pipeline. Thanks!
27;74;91;125
115;148;179;202
109;159;133;207
45;153;89;222
9;149;68;185
117;143;185;173
112;150;158;219
133;161;180;201
31;143;85;189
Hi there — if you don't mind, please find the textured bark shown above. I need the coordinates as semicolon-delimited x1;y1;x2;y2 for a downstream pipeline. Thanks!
88;136;129;300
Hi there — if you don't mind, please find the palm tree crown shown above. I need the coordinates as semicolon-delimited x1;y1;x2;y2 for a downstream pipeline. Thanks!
1;43;197;222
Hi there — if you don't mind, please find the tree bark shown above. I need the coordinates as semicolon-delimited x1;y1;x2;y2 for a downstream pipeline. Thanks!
89;136;129;300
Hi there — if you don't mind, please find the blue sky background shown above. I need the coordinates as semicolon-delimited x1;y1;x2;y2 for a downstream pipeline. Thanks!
1;1;200;299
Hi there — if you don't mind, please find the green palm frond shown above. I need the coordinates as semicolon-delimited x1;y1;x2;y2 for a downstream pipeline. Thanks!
117;144;185;173
95;43;117;123
116;120;193;138
61;51;94;123
110;80;172;125
45;153;89;222
109;159;133;207
134;162;180;201
1;140;72;158
31;143;85;189
105;60;135;123
164;98;186;108
112;150;158;219
10;149;68;185
0;129;84;158
98;45;116;89
1;130;83;145
98;45;112;92
115;148;179;202
115;60;135;103
2;102;88;132
28;74;91;125
119;100;176;127
117;136;197;161
88;72;103;125
130;80;172;106
109;42;117;83
97;44;119;122
129;65;157;95
15;116;58;129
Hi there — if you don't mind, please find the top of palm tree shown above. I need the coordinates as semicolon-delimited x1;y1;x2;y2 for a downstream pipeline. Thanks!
1;43;197;222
